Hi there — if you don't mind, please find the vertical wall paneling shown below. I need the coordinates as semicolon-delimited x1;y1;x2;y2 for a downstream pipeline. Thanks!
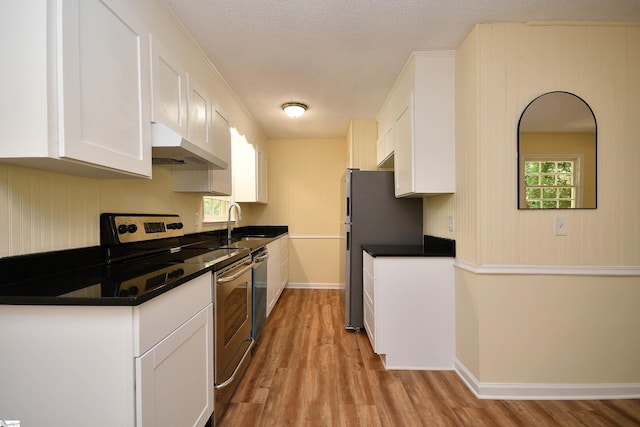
346;119;377;170
449;23;640;387
446;23;640;267
0;165;100;257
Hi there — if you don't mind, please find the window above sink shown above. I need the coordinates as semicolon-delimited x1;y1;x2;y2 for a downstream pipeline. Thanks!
203;196;237;223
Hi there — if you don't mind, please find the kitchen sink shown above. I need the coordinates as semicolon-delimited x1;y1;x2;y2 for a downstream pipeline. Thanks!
223;236;271;250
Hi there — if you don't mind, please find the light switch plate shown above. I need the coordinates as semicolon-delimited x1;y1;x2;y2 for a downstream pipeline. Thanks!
554;215;568;236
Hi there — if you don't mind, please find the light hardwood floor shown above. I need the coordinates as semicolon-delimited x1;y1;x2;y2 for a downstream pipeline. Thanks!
219;289;640;426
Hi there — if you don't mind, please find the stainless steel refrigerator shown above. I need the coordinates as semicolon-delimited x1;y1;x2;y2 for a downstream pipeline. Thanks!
340;169;423;330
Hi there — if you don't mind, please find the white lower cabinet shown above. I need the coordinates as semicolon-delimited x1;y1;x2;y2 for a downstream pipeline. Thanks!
363;251;455;370
280;235;289;293
136;305;213;427
0;274;213;427
266;234;288;316
266;239;280;316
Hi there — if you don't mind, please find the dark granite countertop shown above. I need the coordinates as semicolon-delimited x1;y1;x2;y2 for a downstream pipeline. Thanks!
0;225;288;306
362;235;455;258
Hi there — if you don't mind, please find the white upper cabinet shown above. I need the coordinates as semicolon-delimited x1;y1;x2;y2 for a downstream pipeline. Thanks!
171;109;232;195
187;74;212;152
376;126;394;168
0;0;152;178
149;36;187;137
232;135;268;203
378;51;455;197
210;110;232;195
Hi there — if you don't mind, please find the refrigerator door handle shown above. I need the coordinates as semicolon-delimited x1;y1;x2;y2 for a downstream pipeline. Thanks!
346;231;350;251
346;196;350;217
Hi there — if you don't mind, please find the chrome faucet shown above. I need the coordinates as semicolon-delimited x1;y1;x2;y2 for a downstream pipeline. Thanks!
227;202;242;243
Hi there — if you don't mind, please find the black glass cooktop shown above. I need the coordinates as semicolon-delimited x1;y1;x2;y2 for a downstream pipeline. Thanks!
0;247;249;306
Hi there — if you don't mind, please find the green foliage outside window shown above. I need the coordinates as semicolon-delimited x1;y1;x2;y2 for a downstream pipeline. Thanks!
203;196;231;222
524;160;575;209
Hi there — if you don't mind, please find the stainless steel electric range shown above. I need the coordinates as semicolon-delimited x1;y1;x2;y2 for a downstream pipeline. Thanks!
101;213;256;425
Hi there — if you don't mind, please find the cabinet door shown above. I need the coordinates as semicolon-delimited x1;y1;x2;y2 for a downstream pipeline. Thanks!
136;304;214;427
232;137;267;203
187;74;212;152
377;126;395;168
232;137;255;201
376;138;385;165
393;101;413;197
257;148;269;203
150;36;187;136
362;252;376;351
266;240;280;316
172;110;231;195
210;110;232;195
384;127;395;160
59;0;151;177
279;235;289;293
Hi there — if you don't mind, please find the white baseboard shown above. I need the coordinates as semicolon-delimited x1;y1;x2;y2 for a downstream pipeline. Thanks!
285;282;341;290
455;360;640;400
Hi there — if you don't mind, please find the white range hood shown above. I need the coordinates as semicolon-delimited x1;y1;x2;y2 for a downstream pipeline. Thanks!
151;123;227;170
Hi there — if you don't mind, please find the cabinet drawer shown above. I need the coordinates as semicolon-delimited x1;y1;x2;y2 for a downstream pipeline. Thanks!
363;297;375;350
363;251;374;276
363;269;374;305
133;273;212;356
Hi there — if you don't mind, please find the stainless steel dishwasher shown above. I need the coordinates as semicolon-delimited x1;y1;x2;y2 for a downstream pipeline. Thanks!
251;246;268;343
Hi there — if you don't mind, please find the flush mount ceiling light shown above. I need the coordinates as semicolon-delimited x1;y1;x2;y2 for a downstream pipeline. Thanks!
282;102;307;118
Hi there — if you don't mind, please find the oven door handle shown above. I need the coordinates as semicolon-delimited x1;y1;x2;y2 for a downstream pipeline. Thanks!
217;261;253;283
215;337;255;389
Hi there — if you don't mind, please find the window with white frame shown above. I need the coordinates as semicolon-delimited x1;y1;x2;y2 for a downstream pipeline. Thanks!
523;158;578;209
203;196;234;223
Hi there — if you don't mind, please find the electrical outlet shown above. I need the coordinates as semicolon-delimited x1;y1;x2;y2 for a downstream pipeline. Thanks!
195;212;200;226
448;215;455;232
554;215;567;236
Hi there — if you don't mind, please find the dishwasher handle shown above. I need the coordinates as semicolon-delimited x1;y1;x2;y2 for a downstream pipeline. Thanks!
254;252;269;263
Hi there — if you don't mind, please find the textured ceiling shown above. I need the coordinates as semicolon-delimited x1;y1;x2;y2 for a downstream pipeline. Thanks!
165;0;640;139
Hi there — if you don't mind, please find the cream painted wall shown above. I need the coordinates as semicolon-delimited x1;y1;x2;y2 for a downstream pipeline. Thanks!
477;274;640;384
249;138;347;286
446;23;640;386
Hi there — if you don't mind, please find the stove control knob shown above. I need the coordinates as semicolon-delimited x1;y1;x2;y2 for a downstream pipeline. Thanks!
117;224;128;234
127;224;138;233
167;223;176;230
176;222;184;229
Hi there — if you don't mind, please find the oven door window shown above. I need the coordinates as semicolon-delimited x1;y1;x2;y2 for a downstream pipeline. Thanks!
223;279;249;345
